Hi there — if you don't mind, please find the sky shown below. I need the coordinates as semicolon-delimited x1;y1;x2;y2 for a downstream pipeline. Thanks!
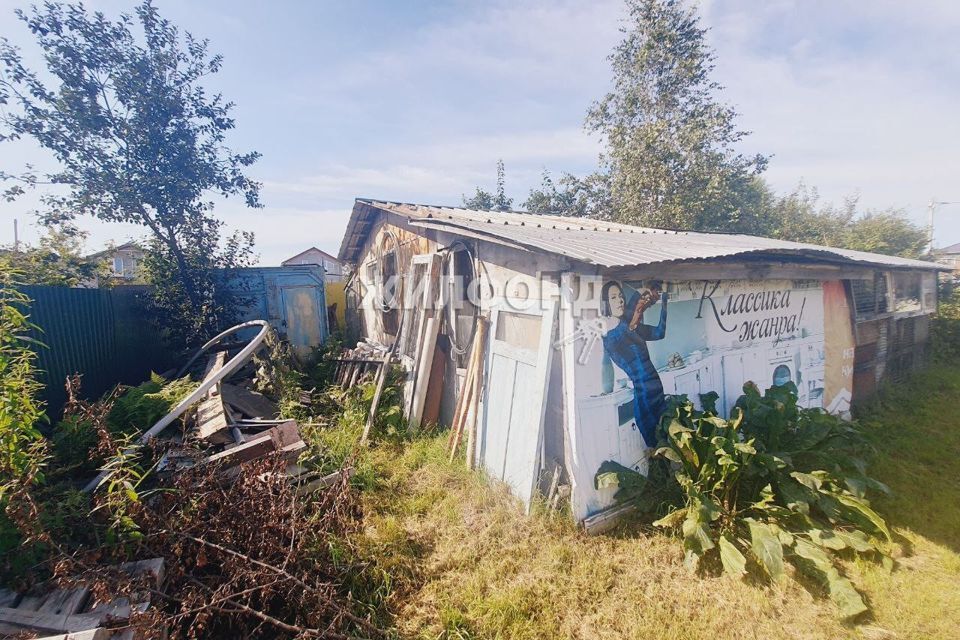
1;0;958;264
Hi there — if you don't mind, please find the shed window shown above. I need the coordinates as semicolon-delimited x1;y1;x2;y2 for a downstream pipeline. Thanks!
449;248;478;368
851;272;889;318
892;272;922;313
380;251;399;336
401;261;429;357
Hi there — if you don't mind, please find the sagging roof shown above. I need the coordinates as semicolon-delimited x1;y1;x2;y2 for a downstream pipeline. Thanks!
339;198;942;272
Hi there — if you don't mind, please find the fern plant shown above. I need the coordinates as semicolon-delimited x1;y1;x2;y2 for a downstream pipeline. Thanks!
597;384;892;618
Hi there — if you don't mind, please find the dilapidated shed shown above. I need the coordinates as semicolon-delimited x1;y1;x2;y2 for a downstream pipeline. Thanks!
338;198;941;526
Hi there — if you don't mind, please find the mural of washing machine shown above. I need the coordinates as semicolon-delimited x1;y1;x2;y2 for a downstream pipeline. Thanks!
767;345;798;390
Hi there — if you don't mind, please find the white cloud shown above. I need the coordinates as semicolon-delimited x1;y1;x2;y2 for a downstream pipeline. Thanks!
702;0;960;242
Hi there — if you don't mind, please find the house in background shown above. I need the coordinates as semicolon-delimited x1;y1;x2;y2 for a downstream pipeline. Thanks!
85;241;145;285
282;246;344;281
935;241;960;275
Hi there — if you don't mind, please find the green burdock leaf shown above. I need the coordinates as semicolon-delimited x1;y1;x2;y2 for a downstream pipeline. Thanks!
656;446;682;463
593;460;648;502
654;507;688;529
733;441;757;455
681;507;715;571
748;519;785;580
833;529;875;553
809;529;847;550
834;494;892;542
793;539;868;619
790;471;823;491
719;534;747;577
778;477;817;514
594;471;620;490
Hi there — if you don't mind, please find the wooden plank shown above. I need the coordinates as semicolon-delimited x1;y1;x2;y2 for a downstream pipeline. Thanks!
17;593;47;610
34;628;112;640
361;345;399;444
118;558;166;589
422;336;447;426
295;467;354;496
0;605;106;634
195;393;231;444
408;317;440;431
582;502;637;536
0;589;18;608
200;351;228;382
38;587;90;616
348;362;362;388
206;421;301;466
220;383;277;419
464;318;489;470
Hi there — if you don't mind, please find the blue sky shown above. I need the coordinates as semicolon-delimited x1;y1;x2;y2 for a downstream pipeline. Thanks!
1;0;959;264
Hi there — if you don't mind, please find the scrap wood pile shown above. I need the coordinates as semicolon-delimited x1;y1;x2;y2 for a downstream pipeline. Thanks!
87;320;338;489
331;342;389;391
2;321;376;639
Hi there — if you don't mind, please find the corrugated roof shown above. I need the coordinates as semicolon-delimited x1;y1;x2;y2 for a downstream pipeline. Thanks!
339;198;942;272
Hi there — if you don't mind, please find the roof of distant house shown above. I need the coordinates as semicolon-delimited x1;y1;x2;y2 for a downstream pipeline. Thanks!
939;242;960;255
339;198;941;272
85;241;144;260
282;246;339;265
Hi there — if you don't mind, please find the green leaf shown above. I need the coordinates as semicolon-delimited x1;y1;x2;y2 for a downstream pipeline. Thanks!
733;441;757;455
654;507;688;529
809;529;847;550
594;472;621;490
790;471;823;491
777;478;817;514
681;509;715;572
834;494;892;542
833;529;874;553
719;534;747;577
593;460;648;502
748;519;785;580
793;539;868;619
656;446;682;463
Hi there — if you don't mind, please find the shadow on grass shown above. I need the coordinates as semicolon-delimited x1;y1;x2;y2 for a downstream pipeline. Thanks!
854;364;960;555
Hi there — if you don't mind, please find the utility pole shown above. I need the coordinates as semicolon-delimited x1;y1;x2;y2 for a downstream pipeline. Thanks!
13;218;19;252
927;198;959;255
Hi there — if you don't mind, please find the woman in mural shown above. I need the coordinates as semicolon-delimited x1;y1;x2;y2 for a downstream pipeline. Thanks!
600;280;669;448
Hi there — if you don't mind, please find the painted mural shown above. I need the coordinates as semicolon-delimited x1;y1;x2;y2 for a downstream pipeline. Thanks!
567;277;855;521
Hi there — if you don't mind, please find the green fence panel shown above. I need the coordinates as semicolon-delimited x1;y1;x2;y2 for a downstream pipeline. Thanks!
20;285;175;420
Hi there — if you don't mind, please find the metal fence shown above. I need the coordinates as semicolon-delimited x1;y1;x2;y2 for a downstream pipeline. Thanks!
20;285;176;419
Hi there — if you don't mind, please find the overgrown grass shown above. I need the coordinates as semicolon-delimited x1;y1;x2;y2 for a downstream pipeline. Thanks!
322;364;960;639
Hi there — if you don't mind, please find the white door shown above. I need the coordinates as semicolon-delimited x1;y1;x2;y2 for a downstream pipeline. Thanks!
480;300;557;510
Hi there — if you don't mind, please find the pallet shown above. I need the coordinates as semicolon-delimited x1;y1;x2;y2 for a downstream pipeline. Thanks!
0;559;165;640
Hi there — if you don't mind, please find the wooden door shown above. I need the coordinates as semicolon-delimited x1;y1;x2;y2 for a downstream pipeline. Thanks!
280;285;323;359
480;300;557;510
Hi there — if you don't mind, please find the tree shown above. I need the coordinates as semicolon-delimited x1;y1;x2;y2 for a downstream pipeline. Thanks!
763;183;928;259
463;159;513;211
0;1;261;347
0;222;109;287
462;187;495;211
586;0;768;232
524;170;613;218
